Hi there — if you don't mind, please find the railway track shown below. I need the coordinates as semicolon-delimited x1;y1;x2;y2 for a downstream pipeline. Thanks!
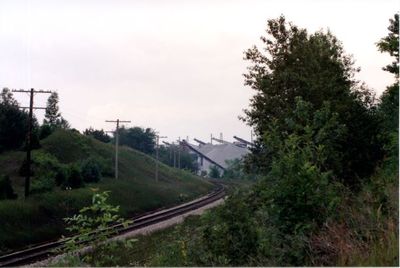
0;183;225;267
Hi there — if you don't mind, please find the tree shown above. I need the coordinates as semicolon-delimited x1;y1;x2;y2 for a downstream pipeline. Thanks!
0;175;18;200
44;92;61;126
84;127;111;143
0;88;18;106
56;117;70;129
377;13;399;164
118;127;156;155
377;13;399;79
44;92;70;129
157;145;198;173
0;88;29;151
209;165;221;179
242;16;382;185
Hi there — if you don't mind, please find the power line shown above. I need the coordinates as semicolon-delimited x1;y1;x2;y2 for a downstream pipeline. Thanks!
105;119;131;179
12;88;52;199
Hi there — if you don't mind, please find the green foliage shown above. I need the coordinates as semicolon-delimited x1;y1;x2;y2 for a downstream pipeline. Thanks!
157;145;198;173
0;88;30;152
208;165;221;178
44;92;61;126
202;192;258;265
223;158;261;180
31;176;56;194
61;191;132;266
39;124;54;140
84;127;111;143
0;175;17;200
0;129;212;252
377;14;399;172
65;164;84;189
222;159;244;179
118;126;156;154
195;98;344;266
80;157;102;183
242;15;382;186
377;13;399;78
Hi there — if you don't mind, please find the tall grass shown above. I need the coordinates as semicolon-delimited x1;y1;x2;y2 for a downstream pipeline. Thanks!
0;129;213;253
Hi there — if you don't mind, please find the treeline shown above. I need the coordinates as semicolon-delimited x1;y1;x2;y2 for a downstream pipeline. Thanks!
0;89;70;153
84;126;199;173
166;14;398;266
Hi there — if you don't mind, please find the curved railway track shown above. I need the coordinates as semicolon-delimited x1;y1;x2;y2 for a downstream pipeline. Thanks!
0;183;225;267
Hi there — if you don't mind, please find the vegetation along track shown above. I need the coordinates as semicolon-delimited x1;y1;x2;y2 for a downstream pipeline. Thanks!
0;182;226;267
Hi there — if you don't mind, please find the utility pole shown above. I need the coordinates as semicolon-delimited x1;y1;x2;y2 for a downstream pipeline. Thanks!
177;137;181;169
12;88;52;199
105;119;131;179
173;142;176;168
155;134;167;181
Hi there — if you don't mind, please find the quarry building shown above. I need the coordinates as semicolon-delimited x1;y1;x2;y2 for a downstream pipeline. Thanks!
181;135;252;176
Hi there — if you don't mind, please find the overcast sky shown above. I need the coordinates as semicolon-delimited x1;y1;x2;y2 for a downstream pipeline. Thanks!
0;0;397;143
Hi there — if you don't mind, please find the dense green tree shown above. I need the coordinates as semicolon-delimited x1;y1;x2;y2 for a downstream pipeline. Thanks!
56;117;70;129
208;165;221;179
84;127;111;143
117;127;156;154
157;144;198;172
243;16;382;185
377;13;399;165
0;175;17;200
44;92;61;126
222;158;258;180
377;13;399;79
44;92;70;129
0;88;18;106
201;98;343;266
0;88;30;151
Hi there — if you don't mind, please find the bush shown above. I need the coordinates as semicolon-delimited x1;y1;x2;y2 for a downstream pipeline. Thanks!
81;157;102;183
31;175;56;194
0;175;17;200
55;166;68;186
65;164;84;189
94;156;114;177
39;124;54;140
208;165;221;179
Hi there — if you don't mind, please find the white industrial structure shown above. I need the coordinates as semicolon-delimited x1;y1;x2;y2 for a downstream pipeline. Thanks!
181;134;253;176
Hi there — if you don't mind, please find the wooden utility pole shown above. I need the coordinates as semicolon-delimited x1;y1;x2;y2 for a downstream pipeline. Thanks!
177;137;181;169
105;119;131;179
173;142;176;168
12;88;51;198
155;134;167;181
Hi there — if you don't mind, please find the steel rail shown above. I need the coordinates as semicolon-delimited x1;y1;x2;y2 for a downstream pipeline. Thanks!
0;183;225;267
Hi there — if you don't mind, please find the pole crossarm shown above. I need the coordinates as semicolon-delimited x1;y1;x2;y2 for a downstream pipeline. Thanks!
105;120;131;123
19;106;47;110
12;89;52;94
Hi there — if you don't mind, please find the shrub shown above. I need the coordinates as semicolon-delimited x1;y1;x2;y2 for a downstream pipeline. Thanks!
0;175;17;200
39;124;54;140
81;157;102;183
61;191;133;266
208;165;221;179
31;175;56;194
55;166;68;186
65;164;84;189
91;156;113;177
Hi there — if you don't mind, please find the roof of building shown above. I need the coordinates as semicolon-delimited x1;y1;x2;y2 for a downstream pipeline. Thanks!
188;142;249;169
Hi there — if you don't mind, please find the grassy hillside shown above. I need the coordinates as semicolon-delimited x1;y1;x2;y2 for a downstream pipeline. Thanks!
0;129;213;253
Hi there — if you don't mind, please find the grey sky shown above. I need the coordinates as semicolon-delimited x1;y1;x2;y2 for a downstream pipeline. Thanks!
0;0;397;143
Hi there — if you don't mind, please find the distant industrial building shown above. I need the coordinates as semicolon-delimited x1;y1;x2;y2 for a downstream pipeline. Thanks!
181;135;253;176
